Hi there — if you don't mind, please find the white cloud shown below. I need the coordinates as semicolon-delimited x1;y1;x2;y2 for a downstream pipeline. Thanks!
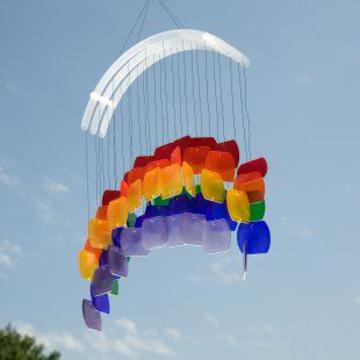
164;327;182;340
204;314;220;326
295;75;312;86
115;318;138;335
249;322;277;337
0;239;22;276
44;179;69;194
0;156;17;188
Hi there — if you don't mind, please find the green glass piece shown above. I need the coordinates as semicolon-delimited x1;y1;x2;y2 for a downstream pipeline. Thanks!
111;279;119;295
181;186;194;199
250;201;266;221
127;213;137;227
153;196;170;206
195;184;201;194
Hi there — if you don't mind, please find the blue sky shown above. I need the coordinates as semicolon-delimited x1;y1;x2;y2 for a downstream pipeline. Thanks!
0;0;359;359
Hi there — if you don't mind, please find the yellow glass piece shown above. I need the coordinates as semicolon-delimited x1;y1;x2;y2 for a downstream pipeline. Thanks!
226;189;250;222
107;196;128;229
143;167;162;201
200;169;225;203
88;218;112;249
182;161;196;197
78;249;98;280
127;179;142;212
161;163;182;199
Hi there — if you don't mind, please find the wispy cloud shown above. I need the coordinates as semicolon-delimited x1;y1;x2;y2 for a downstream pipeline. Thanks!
204;314;220;326
44;179;69;194
0;156;18;188
295;75;312;87
248;322;277;337
0;239;22;277
164;327;182;340
281;216;313;238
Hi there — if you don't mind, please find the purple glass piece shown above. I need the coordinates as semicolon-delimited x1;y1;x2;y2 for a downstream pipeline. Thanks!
120;227;149;256
168;195;194;215
92;294;110;314
142;216;169;249
194;192;207;215
91;266;113;297
108;245;128;277
166;214;184;247
82;299;101;331
99;250;108;267
202;219;231;253
180;213;206;245
112;227;124;247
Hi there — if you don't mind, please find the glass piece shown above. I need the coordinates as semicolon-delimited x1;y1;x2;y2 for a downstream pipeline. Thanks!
88;218;112;249
143;167;162;201
226;189;250;222
168;195;194;215
107;196;128;229
127;179;142;212
215;140;240;167
82;299;101;331
125;167;146;185
147;159;170;170
182;161;196;197
120;227;149;256
99;250;108;267
92;294;110;314
234;177;265;202
145;204;169;217
96;206;108;220
250;201;265;221
202;219;231;253
135;214;146;228
78;250;98;280
180;213;206;245
133;155;156;168
188;137;217;149
108;245;128;277
160;164;182;199
112;227;124;247
183;146;211;174
91;266;113;296
142;216;169;249
153;196;170;206
120;180;129;197
84;238;101;258
127;213;137;228
170;146;182;165
200;169;225;203
237;221;271;254
237;157;268;177
102;190;121;206
195;184;201;194
111;279;119;295
205;151;235;181
193;192;207;215
234;171;262;187
166;214;184;247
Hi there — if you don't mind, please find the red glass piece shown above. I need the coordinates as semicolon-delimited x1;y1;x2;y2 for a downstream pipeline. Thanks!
96;206;108;220
205;151;235;181
125;167;146;184
183;146;211;174
188;137;217;149
120;180;128;197
133;155;156;168
234;172;262;188
237;157;268;177
215;140;240;167
147;159;170;169
102;190;120;206
84;238;101;258
170;146;182;165
154;136;192;159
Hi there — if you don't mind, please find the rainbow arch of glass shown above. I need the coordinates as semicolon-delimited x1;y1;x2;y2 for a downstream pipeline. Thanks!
79;136;270;331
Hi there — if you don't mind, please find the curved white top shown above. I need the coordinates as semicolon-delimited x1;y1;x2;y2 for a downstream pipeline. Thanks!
81;29;250;138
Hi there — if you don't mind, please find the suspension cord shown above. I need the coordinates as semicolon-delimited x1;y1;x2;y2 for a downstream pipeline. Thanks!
243;67;252;160
157;0;185;28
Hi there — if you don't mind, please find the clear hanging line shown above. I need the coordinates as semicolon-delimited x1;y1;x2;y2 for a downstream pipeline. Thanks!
163;47;170;142
229;58;237;143
182;41;189;134
212;52;220;140
177;51;184;136
106;109;111;188
170;48;178;139
85;133;90;221
159;52;165;144
152;53;159;149
136;65;143;154
112;80;117;188
217;52;226;141
190;48;198;137
94;135;98;205
237;63;248;161
136;0;150;43
204;46;211;135
145;55;152;150
195;46;204;136
120;84;125;176
157;0;185;28
243;67;252;160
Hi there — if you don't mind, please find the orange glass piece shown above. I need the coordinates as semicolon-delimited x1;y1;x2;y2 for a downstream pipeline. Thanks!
200;169;225;203
183;146;211;174
127;179;142;212
143;167;162;201
170;146;182;165
182;161;196;197
226;189;250;222
234;177;265;203
147;159;170;169
88;218;112;249
78;249;99;280
125;167;146;184
120;180;129;197
96;206;108;220
84;238;101;258
234;171;262;187
205;151;235;181
102;190;120;206
107;196;128;228
216;140;240;167
161;164;182;199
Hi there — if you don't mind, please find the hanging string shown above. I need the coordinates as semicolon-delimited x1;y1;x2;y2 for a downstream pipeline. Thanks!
182;41;189;135
243;67;252;160
152;53;159;149
157;0;185;28
237;63;248;161
128;71;134;167
195;45;204;136
120;84;125;176
217;52;226;141
212;53;220;140
136;0;150;43
159;50;166;144
85;133;90;221
177;51;184;136
204;46;211;135
106;108;111;188
190;46;198;136
94;135;99;205
112;80;117;188
100;137;106;194
145;55;152;150
136;63;143;155
170;48;178;138
229;59;237;142
163;47;170;142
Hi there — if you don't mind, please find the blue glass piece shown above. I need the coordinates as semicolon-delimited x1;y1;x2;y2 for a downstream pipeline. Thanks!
237;221;271;254
145;204;169;217
193;192;207;215
204;201;226;221
92;294;110;314
112;227;124;247
135;215;147;228
99;250;108;267
168;195;194;215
